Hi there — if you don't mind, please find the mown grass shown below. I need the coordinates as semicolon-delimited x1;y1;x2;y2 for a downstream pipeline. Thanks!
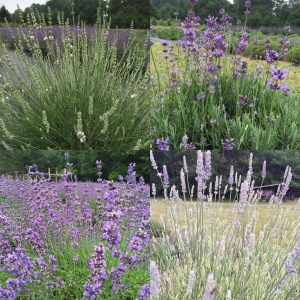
151;200;300;235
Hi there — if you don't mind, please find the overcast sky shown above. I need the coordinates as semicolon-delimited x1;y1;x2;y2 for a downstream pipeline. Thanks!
1;0;46;13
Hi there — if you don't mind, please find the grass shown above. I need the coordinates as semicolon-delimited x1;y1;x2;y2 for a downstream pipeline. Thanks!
151;200;299;236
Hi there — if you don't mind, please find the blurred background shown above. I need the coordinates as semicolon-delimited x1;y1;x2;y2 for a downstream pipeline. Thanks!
151;0;300;29
151;151;300;199
0;0;150;28
0;150;149;182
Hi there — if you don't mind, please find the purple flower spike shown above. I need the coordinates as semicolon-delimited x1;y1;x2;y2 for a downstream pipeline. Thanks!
139;284;150;299
266;50;281;63
245;1;251;8
224;139;235;151
156;137;170;151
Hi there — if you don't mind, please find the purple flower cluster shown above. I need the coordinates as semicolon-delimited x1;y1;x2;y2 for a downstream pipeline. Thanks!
267;66;290;96
156;137;170;151
224;139;236;150
181;10;200;52
0;158;150;299
266;49;281;63
83;245;107;299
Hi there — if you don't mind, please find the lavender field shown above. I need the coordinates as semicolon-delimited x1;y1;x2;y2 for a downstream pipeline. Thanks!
0;7;149;151
1;0;300;299
150;150;300;299
0;157;150;299
0;26;132;54
150;0;300;151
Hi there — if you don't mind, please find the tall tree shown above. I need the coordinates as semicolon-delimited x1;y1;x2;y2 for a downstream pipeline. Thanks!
0;5;11;23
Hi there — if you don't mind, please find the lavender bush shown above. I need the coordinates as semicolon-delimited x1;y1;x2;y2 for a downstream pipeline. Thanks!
0;5;149;151
0;155;150;299
150;150;300;299
151;0;300;150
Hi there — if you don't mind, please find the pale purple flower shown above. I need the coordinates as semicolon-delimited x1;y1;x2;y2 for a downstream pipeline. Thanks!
187;269;195;294
266;50;281;63
228;166;234;185
162;165;169;188
262;161;267;178
139;284;150;300
156;137;170;151
150;260;160;297
284;25;291;33
224;139;235;151
245;1;251;8
202;273;216;300
190;0;198;5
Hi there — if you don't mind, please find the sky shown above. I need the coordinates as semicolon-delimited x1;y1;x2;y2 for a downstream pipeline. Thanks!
1;0;46;13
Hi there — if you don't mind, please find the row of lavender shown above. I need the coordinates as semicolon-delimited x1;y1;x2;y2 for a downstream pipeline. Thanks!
0;157;150;299
0;25;131;53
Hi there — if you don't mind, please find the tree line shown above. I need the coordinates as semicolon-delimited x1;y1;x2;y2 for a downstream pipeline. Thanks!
151;0;300;28
0;0;150;28
151;151;300;197
0;150;149;182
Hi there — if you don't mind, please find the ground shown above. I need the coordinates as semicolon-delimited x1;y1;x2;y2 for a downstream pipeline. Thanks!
151;199;300;237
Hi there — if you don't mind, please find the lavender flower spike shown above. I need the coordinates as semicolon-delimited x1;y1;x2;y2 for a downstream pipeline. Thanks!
202;273;216;300
150;260;161;298
262;161;267;179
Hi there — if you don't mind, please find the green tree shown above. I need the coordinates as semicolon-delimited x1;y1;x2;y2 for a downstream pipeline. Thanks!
0;5;11;23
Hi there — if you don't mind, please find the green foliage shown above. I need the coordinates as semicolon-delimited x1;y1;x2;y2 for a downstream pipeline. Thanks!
151;58;300;150
288;45;300;65
151;0;300;29
150;219;168;238
150;150;300;196
152;26;184;40
0;150;150;182
108;163;129;180
0;0;150;29
0;18;150;151
109;0;150;29
0;5;11;23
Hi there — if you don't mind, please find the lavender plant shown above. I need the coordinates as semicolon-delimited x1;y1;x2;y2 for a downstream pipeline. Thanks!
0;155;150;299
151;0;300;150
150;150;300;299
0;4;149;151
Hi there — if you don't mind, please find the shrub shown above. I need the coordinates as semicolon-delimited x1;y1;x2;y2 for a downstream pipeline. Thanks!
150;150;300;299
0;13;150;151
153;27;183;40
0;156;150;299
288;46;300;65
151;4;300;150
